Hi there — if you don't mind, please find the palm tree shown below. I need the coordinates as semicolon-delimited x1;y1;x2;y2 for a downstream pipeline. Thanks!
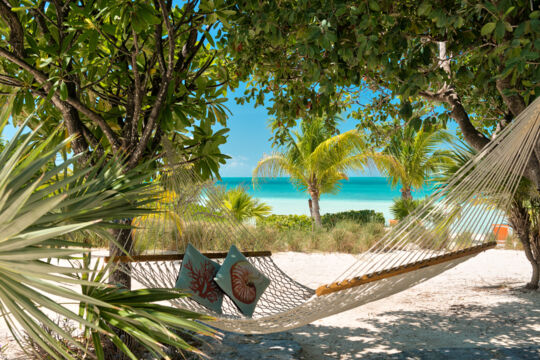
0;117;214;359
223;186;272;222
436;143;540;289
253;116;367;226
371;125;453;200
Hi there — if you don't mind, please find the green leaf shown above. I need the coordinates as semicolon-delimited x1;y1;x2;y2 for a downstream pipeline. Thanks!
39;57;54;68
418;2;432;16
131;13;145;33
494;21;506;40
399;101;413;119
481;22;496;36
368;0;380;11
59;81;68;101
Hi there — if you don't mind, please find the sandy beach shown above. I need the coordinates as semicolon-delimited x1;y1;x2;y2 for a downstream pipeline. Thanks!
1;249;539;359
201;249;540;359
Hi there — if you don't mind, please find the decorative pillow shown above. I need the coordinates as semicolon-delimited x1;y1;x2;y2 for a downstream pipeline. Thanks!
214;245;270;317
175;244;224;314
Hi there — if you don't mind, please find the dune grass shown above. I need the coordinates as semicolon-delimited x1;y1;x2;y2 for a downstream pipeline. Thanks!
244;220;386;253
94;219;387;254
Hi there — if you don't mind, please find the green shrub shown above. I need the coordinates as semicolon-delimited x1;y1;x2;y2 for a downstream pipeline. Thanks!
247;219;385;253
256;214;313;231
321;210;385;228
390;198;429;220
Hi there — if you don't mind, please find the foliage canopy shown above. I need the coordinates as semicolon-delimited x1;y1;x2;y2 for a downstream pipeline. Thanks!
0;0;240;178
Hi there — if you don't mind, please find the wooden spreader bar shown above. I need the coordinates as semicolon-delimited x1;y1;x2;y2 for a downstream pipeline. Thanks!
105;250;272;263
316;241;497;297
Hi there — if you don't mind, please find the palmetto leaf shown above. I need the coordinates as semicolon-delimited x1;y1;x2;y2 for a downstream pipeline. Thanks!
0;114;167;358
79;258;217;359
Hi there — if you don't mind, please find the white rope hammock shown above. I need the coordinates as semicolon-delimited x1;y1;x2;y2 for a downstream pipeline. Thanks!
108;97;540;334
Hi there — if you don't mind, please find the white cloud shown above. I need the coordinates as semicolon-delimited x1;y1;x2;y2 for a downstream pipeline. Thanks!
224;155;248;169
221;155;253;177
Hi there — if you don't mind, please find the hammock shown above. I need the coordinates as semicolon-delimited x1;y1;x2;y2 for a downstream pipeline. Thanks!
107;97;540;334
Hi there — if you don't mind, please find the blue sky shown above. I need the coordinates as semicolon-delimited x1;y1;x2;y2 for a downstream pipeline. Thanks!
1;87;453;178
218;86;372;177
0;85;364;178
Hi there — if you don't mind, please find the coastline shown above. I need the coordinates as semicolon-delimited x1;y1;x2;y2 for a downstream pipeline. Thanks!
220;177;433;223
257;197;395;223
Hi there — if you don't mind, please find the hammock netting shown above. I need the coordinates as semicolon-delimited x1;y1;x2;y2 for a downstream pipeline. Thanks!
109;97;540;334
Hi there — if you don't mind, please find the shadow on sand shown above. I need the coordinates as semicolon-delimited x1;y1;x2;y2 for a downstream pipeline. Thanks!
198;286;539;359
288;287;540;359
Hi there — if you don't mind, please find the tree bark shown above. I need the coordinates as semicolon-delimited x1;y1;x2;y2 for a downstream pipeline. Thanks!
309;190;322;227
529;261;540;290
108;219;133;289
508;202;540;289
401;186;412;201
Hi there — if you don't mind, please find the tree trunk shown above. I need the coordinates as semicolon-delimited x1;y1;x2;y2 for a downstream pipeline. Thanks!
310;193;322;227
509;203;540;289
107;219;138;360
528;261;540;290
108;219;133;289
430;41;540;289
401;187;412;201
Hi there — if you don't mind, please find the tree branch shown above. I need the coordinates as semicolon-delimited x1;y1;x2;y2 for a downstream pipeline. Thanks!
419;88;490;151
129;29;143;145
0;0;26;58
496;75;526;117
129;0;176;167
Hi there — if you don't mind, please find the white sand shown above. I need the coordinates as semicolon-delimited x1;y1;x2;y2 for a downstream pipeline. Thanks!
272;249;540;358
1;249;539;359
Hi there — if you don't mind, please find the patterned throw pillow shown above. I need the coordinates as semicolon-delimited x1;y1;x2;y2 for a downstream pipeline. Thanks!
214;245;270;317
175;244;224;314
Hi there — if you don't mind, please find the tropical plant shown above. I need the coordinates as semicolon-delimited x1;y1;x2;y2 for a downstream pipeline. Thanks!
371;125;453;200
0;117;214;359
228;1;537;155
439;143;540;289
390;198;425;221
322;210;385;228
0;0;241;291
256;214;313;232
253;116;367;226
0;0;236;178
79;256;216;360
222;186;272;222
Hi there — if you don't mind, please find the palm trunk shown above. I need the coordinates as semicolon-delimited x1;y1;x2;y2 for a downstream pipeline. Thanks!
401;186;412;200
310;193;322;227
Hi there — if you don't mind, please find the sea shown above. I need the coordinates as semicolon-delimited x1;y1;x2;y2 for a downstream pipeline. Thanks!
218;177;433;223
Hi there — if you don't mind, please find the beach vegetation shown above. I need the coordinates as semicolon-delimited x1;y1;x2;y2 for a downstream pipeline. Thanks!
256;214;313;232
390;198;426;221
370;125;453;200
0;0;241;292
253;116;368;226
250;220;385;254
226;1;540;287
0;118;213;359
221;186;272;222
321;210;385;228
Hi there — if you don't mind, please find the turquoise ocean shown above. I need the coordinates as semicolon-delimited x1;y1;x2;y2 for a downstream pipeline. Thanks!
218;177;433;223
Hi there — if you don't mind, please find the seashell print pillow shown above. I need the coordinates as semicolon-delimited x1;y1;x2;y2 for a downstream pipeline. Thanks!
175;243;224;314
214;245;270;317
